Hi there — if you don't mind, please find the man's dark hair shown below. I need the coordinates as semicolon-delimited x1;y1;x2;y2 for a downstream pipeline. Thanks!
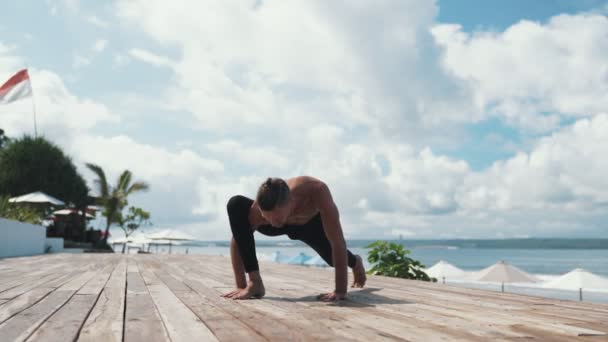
256;177;290;211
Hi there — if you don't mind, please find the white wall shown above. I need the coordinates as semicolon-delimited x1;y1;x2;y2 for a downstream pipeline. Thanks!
45;237;64;253
0;218;46;258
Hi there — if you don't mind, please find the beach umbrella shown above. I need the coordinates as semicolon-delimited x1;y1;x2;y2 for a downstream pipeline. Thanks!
146;229;194;241
303;255;329;267
146;229;194;254
53;209;95;219
286;252;312;265
426;260;466;283
474;260;538;292
543;268;608;301
9;191;65;206
110;236;133;244
109;237;132;253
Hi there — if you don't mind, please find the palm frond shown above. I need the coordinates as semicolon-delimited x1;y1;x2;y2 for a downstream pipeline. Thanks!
126;181;150;195
117;170;133;192
85;163;109;197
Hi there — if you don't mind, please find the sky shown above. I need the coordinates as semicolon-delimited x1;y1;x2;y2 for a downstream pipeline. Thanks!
1;0;608;240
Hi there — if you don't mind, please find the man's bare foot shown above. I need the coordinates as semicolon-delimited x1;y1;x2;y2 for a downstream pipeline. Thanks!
221;281;265;300
351;254;367;288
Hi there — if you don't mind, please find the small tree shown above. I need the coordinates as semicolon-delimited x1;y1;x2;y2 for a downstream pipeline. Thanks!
85;163;149;249
366;241;435;282
117;206;151;254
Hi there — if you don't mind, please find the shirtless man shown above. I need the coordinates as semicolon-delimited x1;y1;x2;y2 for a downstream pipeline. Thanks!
222;176;367;301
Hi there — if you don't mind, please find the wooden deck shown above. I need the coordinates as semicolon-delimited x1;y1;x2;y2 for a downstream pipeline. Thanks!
0;254;606;341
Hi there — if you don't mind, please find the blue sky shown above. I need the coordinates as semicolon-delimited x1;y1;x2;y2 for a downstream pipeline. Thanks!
1;0;608;239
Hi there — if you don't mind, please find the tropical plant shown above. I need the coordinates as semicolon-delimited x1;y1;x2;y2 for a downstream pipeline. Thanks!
85;163;149;248
0;195;42;224
117;206;152;253
0;135;89;206
366;240;435;282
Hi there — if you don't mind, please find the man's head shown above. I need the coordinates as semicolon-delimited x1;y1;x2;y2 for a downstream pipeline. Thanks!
256;177;290;227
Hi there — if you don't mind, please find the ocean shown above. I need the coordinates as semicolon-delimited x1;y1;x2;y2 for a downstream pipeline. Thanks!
123;239;608;304
137;238;608;276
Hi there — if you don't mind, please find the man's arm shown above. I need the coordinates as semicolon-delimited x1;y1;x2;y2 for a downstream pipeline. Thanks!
315;182;348;297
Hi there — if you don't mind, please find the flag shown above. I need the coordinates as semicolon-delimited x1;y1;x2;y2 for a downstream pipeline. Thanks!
0;69;32;105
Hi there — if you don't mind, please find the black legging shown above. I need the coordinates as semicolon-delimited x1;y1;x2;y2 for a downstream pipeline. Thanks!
227;195;357;273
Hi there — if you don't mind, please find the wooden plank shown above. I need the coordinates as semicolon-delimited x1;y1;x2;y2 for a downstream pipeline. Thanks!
267;266;597;340
124;264;170;342
78;262;117;295
0;290;74;341
162;257;418;341
182;259;484;342
196;256;604;341
78;287;125;342
78;258;128;341
105;258;127;288
27;294;98;341
0;273;69;300
58;271;98;292
0;257;107;341
161;259;396;341
167;268;315;341
258;260;598;333
0;287;60;324
138;258;268;342
137;260;219;341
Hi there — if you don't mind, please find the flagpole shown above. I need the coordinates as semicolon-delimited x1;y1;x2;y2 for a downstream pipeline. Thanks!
28;68;38;138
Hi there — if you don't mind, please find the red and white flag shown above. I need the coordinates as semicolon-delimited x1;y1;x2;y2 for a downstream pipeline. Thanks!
0;69;32;105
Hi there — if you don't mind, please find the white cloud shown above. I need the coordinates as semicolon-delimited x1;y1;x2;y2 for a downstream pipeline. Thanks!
93;39;108;52
0;68;119;138
460;113;608;212
72;39;109;69
115;0;477;140
432;14;608;132
87;15;109;28
128;48;173;68
5;4;608;240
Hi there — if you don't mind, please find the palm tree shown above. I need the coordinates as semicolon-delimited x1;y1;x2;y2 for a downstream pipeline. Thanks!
85;163;150;248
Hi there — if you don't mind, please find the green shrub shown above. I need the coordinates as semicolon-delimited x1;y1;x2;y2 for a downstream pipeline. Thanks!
0;196;42;224
366;241;436;282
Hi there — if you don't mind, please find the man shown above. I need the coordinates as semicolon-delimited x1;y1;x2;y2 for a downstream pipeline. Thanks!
222;176;366;301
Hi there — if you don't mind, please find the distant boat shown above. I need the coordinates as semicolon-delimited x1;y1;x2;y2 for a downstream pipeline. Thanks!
277;242;296;247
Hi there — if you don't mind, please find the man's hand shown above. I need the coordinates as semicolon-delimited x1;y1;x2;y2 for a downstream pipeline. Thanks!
317;291;347;301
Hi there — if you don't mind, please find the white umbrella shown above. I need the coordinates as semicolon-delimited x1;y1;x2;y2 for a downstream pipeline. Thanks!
9;191;65;205
475;260;538;292
543;268;608;301
146;230;194;254
129;233;152;245
110;237;133;244
303;255;329;267
146;229;194;241
53;209;94;219
426;260;466;283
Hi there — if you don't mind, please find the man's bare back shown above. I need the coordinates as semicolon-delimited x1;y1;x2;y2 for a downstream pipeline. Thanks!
249;176;324;230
